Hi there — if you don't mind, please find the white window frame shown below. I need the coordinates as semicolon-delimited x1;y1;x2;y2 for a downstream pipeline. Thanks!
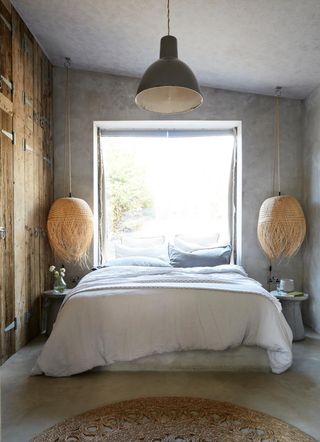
93;120;242;266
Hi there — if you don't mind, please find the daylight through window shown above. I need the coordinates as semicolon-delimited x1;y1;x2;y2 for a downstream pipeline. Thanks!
100;131;235;259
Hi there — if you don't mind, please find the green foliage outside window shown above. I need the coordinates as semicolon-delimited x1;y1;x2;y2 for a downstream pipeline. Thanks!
105;146;153;234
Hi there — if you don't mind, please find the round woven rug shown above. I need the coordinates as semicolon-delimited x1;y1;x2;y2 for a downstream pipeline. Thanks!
31;396;314;442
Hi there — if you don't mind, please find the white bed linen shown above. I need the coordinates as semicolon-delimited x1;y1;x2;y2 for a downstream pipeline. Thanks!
33;265;293;377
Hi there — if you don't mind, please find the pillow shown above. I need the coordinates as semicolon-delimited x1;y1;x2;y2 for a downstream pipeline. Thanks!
103;257;171;267
174;236;226;252
169;244;232;268
115;243;169;262
174;233;220;249
122;235;165;247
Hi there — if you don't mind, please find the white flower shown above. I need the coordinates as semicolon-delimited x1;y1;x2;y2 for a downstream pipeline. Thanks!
54;271;59;277
49;265;55;272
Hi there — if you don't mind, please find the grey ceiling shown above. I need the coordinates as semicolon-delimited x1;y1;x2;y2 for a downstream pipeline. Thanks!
11;0;320;99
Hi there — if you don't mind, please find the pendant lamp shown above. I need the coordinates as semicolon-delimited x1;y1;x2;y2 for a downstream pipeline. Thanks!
135;0;203;114
257;87;306;260
47;58;94;263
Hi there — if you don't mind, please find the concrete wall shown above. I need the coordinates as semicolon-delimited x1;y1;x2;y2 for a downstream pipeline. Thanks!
303;86;320;332
53;67;303;287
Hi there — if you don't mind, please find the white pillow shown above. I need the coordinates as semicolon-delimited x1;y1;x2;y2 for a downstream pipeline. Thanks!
122;235;165;248
115;243;169;262
174;235;221;252
175;233;220;245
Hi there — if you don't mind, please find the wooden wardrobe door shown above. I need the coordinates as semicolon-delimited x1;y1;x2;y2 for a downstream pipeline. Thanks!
0;0;15;363
0;110;15;363
12;8;27;349
40;53;53;295
23;31;39;341
0;2;53;362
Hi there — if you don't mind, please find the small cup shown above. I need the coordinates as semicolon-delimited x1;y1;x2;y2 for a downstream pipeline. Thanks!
279;279;294;293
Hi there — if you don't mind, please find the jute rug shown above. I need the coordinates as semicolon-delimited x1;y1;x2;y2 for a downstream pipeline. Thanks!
31;396;314;441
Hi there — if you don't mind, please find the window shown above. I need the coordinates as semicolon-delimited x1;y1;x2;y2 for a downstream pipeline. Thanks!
98;126;238;261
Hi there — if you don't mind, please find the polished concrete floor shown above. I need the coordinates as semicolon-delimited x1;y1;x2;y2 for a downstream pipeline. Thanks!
1;332;320;442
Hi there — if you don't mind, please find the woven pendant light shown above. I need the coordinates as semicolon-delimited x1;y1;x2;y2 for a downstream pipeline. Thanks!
47;59;93;263
257;88;306;259
47;198;93;263
258;195;306;259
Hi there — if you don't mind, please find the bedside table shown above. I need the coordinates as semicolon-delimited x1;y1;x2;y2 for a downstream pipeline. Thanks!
42;289;72;336
270;291;309;341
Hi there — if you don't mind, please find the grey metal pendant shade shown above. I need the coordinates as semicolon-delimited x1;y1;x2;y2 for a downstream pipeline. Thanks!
135;35;203;114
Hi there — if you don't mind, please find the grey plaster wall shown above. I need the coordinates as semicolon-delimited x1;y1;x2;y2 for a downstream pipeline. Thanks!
53;67;303;288
303;86;320;332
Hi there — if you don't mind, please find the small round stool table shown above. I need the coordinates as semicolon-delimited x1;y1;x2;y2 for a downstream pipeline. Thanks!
42;289;72;336
270;291;309;341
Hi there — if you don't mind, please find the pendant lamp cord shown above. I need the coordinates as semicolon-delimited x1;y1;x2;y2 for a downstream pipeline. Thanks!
273;86;282;196
64;57;72;197
167;0;170;35
270;86;282;288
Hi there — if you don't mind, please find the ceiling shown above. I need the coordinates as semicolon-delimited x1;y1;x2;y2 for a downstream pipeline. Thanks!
11;0;320;99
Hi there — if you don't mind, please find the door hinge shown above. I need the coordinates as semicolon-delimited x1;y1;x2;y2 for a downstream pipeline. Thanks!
0;13;12;32
0;74;14;92
1;129;15;144
0;227;6;239
4;318;17;333
23;91;32;107
23;138;33;152
43;156;52;165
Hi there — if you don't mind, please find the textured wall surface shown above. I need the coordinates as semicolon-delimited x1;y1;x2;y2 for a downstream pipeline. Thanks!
53;67;304;288
303;86;320;332
12;0;320;99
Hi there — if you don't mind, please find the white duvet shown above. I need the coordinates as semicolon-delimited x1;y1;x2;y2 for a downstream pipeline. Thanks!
33;265;293;377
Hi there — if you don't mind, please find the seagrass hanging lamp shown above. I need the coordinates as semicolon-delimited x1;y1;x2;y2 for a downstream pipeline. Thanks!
47;58;94;263
257;87;306;260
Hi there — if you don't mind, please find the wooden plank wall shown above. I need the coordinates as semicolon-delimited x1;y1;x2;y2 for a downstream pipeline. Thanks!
0;0;53;363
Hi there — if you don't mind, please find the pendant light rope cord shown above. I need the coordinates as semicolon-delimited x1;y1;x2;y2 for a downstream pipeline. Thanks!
273;87;282;196
270;87;282;284
64;57;72;197
167;0;170;35
276;94;281;195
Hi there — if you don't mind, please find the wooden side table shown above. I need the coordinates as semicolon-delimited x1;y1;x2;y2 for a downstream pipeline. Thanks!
42;289;71;336
270;291;309;341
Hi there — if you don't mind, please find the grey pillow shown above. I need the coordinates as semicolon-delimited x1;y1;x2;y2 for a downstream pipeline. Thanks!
169;244;232;268
101;257;171;268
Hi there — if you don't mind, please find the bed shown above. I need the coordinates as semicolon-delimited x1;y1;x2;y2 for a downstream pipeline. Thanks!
33;264;293;377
